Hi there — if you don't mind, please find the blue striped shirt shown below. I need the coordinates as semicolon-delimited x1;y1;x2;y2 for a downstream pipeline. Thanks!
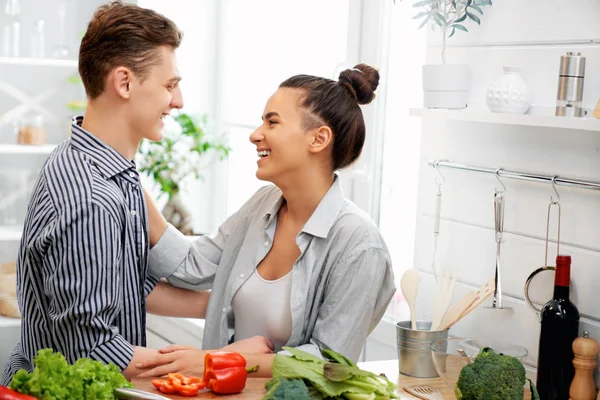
1;118;157;385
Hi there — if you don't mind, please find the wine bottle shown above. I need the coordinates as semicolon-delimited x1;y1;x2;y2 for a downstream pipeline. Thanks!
536;254;580;400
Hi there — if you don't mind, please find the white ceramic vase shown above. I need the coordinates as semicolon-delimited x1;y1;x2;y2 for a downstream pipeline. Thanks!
485;66;531;114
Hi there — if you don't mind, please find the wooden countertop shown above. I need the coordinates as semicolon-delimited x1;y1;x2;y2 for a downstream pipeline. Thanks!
133;359;531;399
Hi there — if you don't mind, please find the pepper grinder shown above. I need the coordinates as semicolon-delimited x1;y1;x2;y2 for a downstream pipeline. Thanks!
569;331;598;400
555;52;586;117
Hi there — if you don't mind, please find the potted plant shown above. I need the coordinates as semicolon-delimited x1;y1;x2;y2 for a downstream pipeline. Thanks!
411;0;492;109
137;113;230;235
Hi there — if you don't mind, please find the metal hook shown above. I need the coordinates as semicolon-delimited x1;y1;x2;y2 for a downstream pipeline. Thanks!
434;160;446;186
551;175;560;204
495;168;506;194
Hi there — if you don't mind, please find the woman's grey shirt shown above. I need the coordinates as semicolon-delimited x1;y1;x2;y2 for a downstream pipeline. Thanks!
148;178;396;362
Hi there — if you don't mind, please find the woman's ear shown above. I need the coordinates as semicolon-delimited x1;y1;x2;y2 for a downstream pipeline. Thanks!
308;126;333;154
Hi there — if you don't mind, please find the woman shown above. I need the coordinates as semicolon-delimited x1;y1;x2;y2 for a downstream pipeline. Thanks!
138;64;396;378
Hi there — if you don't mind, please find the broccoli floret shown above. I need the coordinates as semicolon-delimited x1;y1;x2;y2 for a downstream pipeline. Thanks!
455;347;527;400
263;377;310;400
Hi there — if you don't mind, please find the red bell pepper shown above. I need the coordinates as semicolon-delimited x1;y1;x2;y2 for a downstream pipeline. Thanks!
0;386;37;400
202;352;258;394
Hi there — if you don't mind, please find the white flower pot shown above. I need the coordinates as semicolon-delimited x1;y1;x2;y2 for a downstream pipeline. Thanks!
422;64;470;109
485;66;531;114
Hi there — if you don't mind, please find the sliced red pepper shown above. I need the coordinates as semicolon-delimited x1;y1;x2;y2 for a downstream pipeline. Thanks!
174;383;201;397
151;379;166;390
152;374;205;396
168;373;203;386
159;381;178;394
0;386;38;400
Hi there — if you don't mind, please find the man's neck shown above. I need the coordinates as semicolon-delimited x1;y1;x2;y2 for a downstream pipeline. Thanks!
81;104;139;161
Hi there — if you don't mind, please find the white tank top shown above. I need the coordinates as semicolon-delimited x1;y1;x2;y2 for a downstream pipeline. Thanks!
231;269;293;351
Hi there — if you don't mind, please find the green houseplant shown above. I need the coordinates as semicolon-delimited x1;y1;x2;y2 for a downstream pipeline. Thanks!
137;113;230;235
407;0;492;109
412;0;492;64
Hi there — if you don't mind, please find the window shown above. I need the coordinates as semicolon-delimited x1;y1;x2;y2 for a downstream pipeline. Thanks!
378;2;427;322
218;0;352;215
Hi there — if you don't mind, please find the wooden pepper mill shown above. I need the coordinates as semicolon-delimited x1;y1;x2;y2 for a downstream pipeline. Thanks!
569;331;599;400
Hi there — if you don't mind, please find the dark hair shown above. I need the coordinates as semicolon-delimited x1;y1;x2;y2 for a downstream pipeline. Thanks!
79;1;183;99
279;63;380;170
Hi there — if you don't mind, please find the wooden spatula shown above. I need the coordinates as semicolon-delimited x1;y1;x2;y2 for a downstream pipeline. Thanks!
458;277;496;319
435;290;477;331
437;277;495;331
403;385;443;400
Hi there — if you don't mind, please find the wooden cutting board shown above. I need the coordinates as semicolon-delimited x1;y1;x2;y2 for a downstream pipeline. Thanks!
133;377;270;399
134;360;532;399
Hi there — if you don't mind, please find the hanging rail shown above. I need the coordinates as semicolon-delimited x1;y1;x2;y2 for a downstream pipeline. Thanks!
428;160;600;191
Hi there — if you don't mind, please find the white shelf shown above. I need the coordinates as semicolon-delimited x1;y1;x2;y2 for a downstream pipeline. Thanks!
0;226;22;241
0;144;57;155
0;57;77;68
409;107;600;132
0;315;20;327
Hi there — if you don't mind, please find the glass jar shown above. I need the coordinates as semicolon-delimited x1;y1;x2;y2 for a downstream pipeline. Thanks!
17;115;46;145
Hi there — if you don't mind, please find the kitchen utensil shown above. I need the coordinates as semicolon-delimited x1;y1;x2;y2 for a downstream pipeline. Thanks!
491;192;504;308
396;320;449;378
438;277;495;331
430;267;456;331
555;52;586;117
403;385;443;400
487;169;510;310
400;269;420;330
436;290;477;331
114;388;171;399
524;177;561;321
431;161;446;280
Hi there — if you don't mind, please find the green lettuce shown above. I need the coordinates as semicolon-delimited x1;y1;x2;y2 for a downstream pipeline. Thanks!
9;349;133;399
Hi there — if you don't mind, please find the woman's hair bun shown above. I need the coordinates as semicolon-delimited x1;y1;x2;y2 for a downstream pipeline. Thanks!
338;63;380;105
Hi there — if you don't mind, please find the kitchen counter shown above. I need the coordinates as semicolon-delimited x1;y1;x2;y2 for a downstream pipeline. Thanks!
133;359;532;399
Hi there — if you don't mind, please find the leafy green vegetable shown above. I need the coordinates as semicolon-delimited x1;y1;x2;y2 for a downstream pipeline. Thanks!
455;347;537;400
263;377;310;400
9;348;133;399
265;347;398;400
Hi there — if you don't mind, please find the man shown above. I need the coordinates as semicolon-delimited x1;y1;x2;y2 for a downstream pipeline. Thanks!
2;1;196;384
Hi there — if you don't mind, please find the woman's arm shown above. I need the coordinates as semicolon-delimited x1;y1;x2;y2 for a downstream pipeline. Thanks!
146;280;210;318
144;188;168;248
135;338;275;378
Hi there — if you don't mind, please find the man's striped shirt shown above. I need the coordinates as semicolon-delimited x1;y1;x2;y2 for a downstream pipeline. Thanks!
1;118;157;385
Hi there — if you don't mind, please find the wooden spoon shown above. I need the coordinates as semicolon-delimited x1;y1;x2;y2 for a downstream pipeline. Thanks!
400;269;420;330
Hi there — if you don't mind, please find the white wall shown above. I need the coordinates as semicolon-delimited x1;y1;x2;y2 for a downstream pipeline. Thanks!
413;0;600;381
